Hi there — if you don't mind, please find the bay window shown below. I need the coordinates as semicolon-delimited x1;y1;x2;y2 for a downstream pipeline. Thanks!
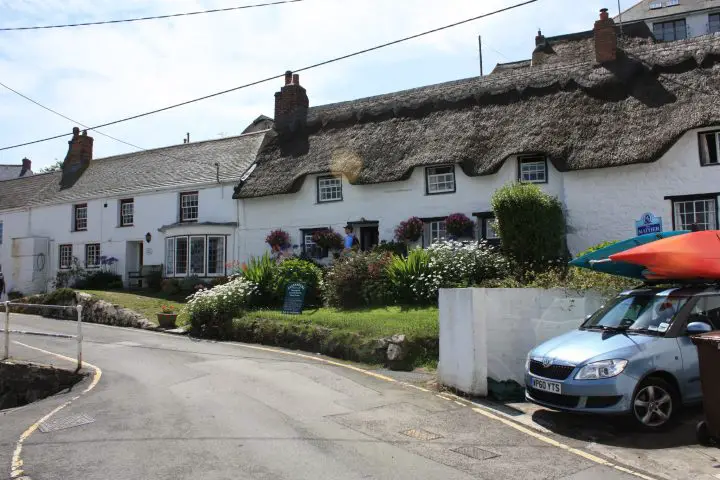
165;235;226;277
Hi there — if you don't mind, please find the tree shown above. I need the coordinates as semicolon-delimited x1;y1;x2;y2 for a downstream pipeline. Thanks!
38;160;63;173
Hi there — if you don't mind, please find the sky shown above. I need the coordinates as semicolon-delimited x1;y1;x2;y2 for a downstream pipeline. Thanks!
0;0;625;170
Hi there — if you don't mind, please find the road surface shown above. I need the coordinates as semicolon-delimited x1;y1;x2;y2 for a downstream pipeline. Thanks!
2;314;649;480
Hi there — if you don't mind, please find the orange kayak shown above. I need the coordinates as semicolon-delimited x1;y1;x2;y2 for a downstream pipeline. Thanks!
610;230;720;280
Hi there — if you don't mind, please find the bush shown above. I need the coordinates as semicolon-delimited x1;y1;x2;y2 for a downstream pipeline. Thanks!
427;240;510;288
161;278;181;295
386;248;437;305
394;217;424;243
273;258;323;307
8;291;24;300
491;183;566;271
372;241;407;256
266;229;290;250
75;271;123;290
185;277;257;339
241;253;279;307
312;229;343;250
146;270;163;292
179;275;205;293
445;213;474;238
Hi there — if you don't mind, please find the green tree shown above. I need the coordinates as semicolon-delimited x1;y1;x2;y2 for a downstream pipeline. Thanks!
38;160;63;173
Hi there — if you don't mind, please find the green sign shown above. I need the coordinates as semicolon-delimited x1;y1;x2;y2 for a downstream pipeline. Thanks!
282;282;307;315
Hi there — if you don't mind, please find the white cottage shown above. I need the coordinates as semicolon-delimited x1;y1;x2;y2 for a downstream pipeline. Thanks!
0;126;265;295
232;12;720;262
617;0;720;41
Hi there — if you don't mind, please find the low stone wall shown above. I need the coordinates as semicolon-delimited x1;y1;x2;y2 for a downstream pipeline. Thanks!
0;361;85;410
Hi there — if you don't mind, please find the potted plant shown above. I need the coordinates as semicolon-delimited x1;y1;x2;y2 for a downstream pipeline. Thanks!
445;213;475;239
312;229;343;250
394;217;424;244
157;304;178;328
266;229;291;252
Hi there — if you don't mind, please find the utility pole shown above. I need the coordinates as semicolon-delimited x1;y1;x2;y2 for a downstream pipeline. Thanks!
617;0;624;37
478;35;484;76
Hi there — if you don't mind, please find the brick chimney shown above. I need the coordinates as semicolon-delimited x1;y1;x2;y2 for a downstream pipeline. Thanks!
63;127;94;173
274;70;309;134
532;29;552;66
535;29;546;47
594;8;617;64
20;157;32;176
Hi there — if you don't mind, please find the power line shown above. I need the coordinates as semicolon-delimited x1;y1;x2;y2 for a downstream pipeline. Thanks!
0;0;303;31
0;0;539;152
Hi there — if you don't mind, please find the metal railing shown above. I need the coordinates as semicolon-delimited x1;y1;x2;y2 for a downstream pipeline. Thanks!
2;301;83;370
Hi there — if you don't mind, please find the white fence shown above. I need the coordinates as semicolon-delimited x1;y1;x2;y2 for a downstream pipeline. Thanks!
2;301;84;370
438;288;603;396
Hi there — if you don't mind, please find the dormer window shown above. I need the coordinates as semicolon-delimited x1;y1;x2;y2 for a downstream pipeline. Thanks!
518;155;548;184
317;176;343;203
700;130;720;166
425;165;456;195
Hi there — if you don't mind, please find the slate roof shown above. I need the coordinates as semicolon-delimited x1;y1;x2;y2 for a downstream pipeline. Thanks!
617;0;720;22
0;131;266;211
234;32;720;199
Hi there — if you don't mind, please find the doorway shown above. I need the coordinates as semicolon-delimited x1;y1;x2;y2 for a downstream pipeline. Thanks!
125;241;144;287
358;225;379;252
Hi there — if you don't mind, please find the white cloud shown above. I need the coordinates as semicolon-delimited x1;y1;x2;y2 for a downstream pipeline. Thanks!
0;0;614;168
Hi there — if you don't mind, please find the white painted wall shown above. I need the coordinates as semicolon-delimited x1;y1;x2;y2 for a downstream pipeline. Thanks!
438;288;603;395
238;156;564;261
564;127;720;254
643;10;720;38
0;183;239;295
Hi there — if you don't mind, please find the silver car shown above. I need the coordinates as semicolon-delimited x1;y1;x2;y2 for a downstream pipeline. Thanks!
525;286;718;430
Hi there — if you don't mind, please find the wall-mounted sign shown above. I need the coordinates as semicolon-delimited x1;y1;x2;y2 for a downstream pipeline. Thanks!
145;248;153;255
636;212;663;236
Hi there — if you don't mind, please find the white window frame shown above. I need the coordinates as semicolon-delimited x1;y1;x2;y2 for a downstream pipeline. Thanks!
207;236;226;276
59;244;73;270
120;199;134;226
85;243;100;268
426;165;456;195
180;192;199;222
673;197;718;231
424;220;447;246
74;204;88;231
699;131;720;166
317;176;343;203
189;236;206;277
165;235;227;278
519;155;548;184
165;238;175;276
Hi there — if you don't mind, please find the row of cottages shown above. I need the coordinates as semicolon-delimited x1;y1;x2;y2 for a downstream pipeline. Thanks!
1;9;720;294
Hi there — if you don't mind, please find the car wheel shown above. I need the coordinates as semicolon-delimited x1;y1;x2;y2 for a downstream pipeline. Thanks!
631;377;678;431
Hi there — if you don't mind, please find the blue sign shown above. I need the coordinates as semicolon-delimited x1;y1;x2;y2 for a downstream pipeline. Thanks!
636;212;663;236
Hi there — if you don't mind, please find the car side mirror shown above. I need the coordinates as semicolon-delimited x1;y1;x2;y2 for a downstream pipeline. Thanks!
687;322;713;335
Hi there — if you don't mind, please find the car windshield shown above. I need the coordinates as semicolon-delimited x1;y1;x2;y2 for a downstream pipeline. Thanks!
582;293;690;334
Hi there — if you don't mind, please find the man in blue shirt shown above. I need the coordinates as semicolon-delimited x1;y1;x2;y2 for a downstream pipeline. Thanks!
344;225;359;251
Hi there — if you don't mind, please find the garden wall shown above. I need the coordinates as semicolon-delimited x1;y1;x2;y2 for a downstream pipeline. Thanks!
438;288;603;396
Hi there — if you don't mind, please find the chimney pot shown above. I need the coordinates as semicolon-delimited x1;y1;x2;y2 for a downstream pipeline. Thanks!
594;7;617;63
600;8;609;20
535;29;545;47
285;70;293;85
72;126;80;136
292;73;300;85
274;74;309;134
63;128;94;174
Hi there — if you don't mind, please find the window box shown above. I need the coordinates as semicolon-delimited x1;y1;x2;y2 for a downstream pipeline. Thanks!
119;199;134;226
85;243;101;268
666;194;719;231
59;244;73;269
164;235;226;277
73;204;88;231
518;155;548;184
425;165;456;195
180;192;199;222
699;131;720;166
317;176;343;203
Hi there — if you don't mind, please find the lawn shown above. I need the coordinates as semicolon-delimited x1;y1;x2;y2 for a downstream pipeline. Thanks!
242;307;439;339
80;290;189;325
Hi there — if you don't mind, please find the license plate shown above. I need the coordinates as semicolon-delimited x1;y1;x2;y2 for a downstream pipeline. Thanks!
531;377;562;394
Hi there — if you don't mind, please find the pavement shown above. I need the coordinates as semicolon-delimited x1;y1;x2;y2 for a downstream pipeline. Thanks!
0;315;714;480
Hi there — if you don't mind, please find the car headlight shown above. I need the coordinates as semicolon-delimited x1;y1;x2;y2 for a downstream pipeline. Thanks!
574;359;628;380
525;353;531;371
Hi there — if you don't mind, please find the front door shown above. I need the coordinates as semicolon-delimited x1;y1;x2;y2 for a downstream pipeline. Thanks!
359;226;379;251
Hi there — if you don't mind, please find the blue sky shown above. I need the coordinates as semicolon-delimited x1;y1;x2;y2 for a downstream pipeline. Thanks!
0;0;624;170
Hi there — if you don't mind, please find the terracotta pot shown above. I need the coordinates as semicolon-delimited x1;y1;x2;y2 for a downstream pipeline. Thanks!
156;313;178;329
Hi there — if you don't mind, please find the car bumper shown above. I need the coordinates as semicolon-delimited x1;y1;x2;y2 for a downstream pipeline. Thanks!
524;372;638;414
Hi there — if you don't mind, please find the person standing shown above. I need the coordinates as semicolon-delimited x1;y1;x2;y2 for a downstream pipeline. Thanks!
0;272;6;302
344;225;359;252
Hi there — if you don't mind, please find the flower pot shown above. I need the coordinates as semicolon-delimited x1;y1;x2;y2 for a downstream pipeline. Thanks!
157;313;178;329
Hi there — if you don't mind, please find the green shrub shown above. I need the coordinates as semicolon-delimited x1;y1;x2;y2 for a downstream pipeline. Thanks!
427;240;510;288
372;241;407;256
273;258;323;307
386;248;436;305
324;252;393;309
146;270;163;292
179;275;204;293
8;291;24;300
75;271;123;290
185;277;256;338
241;253;279;307
161;278;181;295
491;183;566;271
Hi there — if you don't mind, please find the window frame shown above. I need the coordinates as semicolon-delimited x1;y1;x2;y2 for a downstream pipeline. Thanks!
301;228;330;259
189;235;206;277
316;175;343;203
73;203;88;232
425;165;457;195
518;155;548;184
164;234;227;278
698;130;720;167
59;244;73;270
652;18;687;42
85;243;101;269
474;211;500;245
179;191;199;223
119;198;134;226
0;220;3;246
710;13;720;34
207;236;226;276
420;217;447;247
666;193;719;231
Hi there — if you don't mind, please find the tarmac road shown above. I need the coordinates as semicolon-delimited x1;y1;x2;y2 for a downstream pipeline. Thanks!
1;314;650;480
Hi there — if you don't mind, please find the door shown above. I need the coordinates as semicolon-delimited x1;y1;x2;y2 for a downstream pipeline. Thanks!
677;295;720;403
359;226;379;251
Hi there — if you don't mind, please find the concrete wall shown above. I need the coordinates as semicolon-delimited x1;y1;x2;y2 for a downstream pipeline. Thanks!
438;288;603;396
0;183;239;294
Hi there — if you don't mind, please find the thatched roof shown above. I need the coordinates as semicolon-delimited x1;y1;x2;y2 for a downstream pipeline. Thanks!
234;33;720;199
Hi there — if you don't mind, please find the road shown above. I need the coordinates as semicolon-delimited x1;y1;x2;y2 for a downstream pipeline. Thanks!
2;314;650;480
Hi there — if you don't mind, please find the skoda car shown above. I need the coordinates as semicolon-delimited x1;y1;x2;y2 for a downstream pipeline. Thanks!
525;286;719;430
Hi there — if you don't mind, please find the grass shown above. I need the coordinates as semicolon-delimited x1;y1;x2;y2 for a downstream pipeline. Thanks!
242;306;439;339
80;289;190;325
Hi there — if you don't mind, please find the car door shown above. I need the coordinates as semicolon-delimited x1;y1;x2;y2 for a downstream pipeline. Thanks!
676;294;720;403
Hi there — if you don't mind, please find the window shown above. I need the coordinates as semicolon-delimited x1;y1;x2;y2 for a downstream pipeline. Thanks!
180;192;199;222
689;295;720;330
85;243;100;268
0;221;3;245
59;244;73;269
653;19;687;42
519;155;548;183
74;204;88;231
673;196;717;231
165;235;227;277
425;166;456;195
423;220;447;246
302;229;328;259
711;14;720;34
120;199;134;226
700;131;720;166
317;176;343;203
